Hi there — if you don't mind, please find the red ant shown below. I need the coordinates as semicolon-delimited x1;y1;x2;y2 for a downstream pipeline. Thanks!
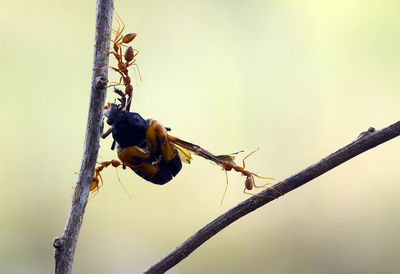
95;9;141;98
219;148;277;204
90;159;131;199
167;136;278;204
91;159;121;193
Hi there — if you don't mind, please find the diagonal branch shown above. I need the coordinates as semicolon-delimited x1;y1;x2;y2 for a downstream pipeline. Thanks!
53;0;113;273
144;121;400;274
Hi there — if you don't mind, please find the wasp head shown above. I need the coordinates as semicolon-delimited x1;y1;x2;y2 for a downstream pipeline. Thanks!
104;104;148;148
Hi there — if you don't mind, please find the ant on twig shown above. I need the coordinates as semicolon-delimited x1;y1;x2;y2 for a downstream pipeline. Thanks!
91;159;121;193
167;136;280;204
95;8;141;107
219;148;278;204
90;159;131;199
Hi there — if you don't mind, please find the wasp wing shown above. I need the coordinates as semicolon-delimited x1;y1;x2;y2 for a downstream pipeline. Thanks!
172;144;192;164
168;135;240;166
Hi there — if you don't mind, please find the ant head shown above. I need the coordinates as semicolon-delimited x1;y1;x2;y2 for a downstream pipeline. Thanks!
223;162;233;171
110;159;121;167
90;177;99;191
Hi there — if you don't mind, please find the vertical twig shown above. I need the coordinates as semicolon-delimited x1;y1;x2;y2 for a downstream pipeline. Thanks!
53;0;113;273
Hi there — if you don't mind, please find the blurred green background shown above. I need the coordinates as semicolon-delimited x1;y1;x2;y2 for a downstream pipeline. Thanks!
1;0;399;273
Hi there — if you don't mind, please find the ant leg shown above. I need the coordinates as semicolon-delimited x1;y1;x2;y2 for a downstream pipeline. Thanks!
247;173;283;196
96;17;123;49
252;182;273;188
112;9;126;45
243;187;265;198
252;173;277;188
252;181;283;196
106;15;119;37
241;148;260;169
96;26;115;45
126;48;139;60
93;65;119;71
220;170;229;205
251;174;283;195
109;10;129;44
132;63;142;81
107;82;124;89
115;166;132;199
243;187;277;199
94;44;113;55
97;172;104;189
88;190;99;201
93;66;125;80
132;68;139;88
252;173;276;181
126;58;136;67
125;60;139;82
109;9;124;45
104;10;120;35
127;64;141;88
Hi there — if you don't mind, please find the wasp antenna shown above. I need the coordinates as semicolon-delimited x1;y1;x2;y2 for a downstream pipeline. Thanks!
115;168;132;199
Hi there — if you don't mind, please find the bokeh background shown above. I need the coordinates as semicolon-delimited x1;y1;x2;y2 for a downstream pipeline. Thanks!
1;0;399;273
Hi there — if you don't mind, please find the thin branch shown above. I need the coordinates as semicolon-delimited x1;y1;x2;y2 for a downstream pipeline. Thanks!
53;0;113;273
144;121;400;274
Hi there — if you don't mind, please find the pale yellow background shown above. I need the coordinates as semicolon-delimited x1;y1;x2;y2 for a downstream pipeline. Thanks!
1;0;399;273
